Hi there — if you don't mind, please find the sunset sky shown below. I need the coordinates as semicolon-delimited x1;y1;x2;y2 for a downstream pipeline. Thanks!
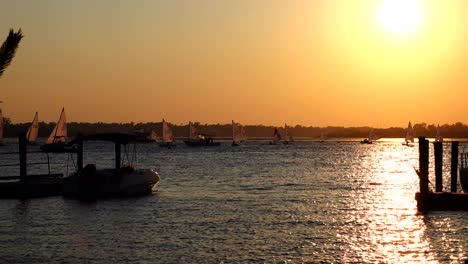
0;0;466;127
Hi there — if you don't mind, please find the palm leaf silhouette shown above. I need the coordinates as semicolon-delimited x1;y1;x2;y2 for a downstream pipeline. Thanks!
0;29;24;78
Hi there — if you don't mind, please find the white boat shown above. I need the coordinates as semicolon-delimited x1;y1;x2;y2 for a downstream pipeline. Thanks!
231;120;247;146
269;127;282;145
402;121;414;146
40;107;69;152
361;129;379;144
160;119;176;148
435;124;443;142
0;109;3;146
26;112;39;144
184;121;220;147
63;133;160;199
283;123;294;144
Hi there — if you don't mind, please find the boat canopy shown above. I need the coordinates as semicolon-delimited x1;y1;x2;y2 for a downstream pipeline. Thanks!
70;133;137;145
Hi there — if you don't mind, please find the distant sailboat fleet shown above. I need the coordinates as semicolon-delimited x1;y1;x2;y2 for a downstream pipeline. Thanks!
0;108;459;147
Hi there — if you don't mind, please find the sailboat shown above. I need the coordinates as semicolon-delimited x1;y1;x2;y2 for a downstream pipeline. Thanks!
231;120;246;146
159;119;176;148
283;123;294;144
435;124;443;142
402;121;414;146
134;128;158;143
0;109;3;146
320;131;327;142
360;129;379;144
26;112;39;144
184;121;220;147
269;127;282;145
40;107;70;152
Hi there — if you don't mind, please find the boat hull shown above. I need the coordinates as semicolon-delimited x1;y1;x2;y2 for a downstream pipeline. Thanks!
63;166;160;199
40;143;75;153
159;142;177;148
184;140;220;147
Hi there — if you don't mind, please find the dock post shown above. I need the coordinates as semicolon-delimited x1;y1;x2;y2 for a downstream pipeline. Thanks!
434;142;443;192
418;137;429;193
76;133;83;171
450;141;459;192
19;133;27;186
115;143;121;169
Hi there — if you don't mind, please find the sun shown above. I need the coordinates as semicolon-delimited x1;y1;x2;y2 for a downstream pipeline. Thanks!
377;0;425;35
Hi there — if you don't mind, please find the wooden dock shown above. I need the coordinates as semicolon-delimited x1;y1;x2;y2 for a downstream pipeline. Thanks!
0;133;67;199
415;138;468;211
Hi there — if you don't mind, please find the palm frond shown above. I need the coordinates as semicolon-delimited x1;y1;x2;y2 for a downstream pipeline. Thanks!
0;28;24;78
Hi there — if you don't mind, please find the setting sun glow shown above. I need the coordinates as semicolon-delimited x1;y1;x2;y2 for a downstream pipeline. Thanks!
377;0;425;35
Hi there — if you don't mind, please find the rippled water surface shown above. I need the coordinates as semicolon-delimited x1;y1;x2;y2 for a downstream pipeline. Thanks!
0;139;467;263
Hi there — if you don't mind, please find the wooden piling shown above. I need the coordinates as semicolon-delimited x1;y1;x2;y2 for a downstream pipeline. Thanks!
19;133;27;186
115;142;121;169
450;141;459;192
434;142;443;192
77;134;83;171
418;137;429;194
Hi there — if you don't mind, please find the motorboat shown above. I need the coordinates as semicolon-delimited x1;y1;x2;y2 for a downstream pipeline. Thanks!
63;133;160;199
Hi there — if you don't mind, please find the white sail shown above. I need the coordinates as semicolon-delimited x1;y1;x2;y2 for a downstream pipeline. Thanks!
232;120;244;143
149;130;158;141
46;108;67;144
188;121;198;140
0;109;3;145
405;121;414;143
26;112;39;143
284;123;293;142
162;119;174;143
435;124;443;142
369;129;380;141
320;131;327;142
240;125;247;141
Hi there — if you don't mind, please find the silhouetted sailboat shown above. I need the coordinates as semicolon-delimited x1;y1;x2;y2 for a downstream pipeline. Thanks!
283;123;294;144
231;120;246;146
269;127;282;145
435;124;443;142
159;119;176;148
360;129;379;144
320;131;327;142
41;108;69;152
402;121;414;146
26;112;39;144
184;121;220;147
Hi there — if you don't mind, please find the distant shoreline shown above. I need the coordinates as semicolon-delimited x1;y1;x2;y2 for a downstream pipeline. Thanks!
2;122;468;139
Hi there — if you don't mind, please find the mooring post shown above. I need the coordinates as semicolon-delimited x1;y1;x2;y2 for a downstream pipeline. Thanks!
450;141;459;192
19;132;27;186
434;141;443;192
77;134;83;171
418;137;429;193
115;142;121;169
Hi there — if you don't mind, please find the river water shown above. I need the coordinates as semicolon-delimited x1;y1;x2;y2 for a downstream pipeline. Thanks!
0;138;467;263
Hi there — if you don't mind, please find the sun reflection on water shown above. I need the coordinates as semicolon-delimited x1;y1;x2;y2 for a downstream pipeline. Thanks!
340;143;441;263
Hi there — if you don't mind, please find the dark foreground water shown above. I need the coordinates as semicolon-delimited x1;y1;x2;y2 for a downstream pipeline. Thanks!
0;139;467;263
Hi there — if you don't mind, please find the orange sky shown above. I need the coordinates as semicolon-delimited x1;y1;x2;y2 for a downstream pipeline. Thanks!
0;0;466;127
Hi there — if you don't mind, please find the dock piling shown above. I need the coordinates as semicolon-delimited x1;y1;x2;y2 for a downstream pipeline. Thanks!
450;141;459;192
19;133;27;186
434;142;443;192
418;137;429;194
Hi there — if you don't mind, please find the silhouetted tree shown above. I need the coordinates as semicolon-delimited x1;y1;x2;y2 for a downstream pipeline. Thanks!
0;28;24;78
